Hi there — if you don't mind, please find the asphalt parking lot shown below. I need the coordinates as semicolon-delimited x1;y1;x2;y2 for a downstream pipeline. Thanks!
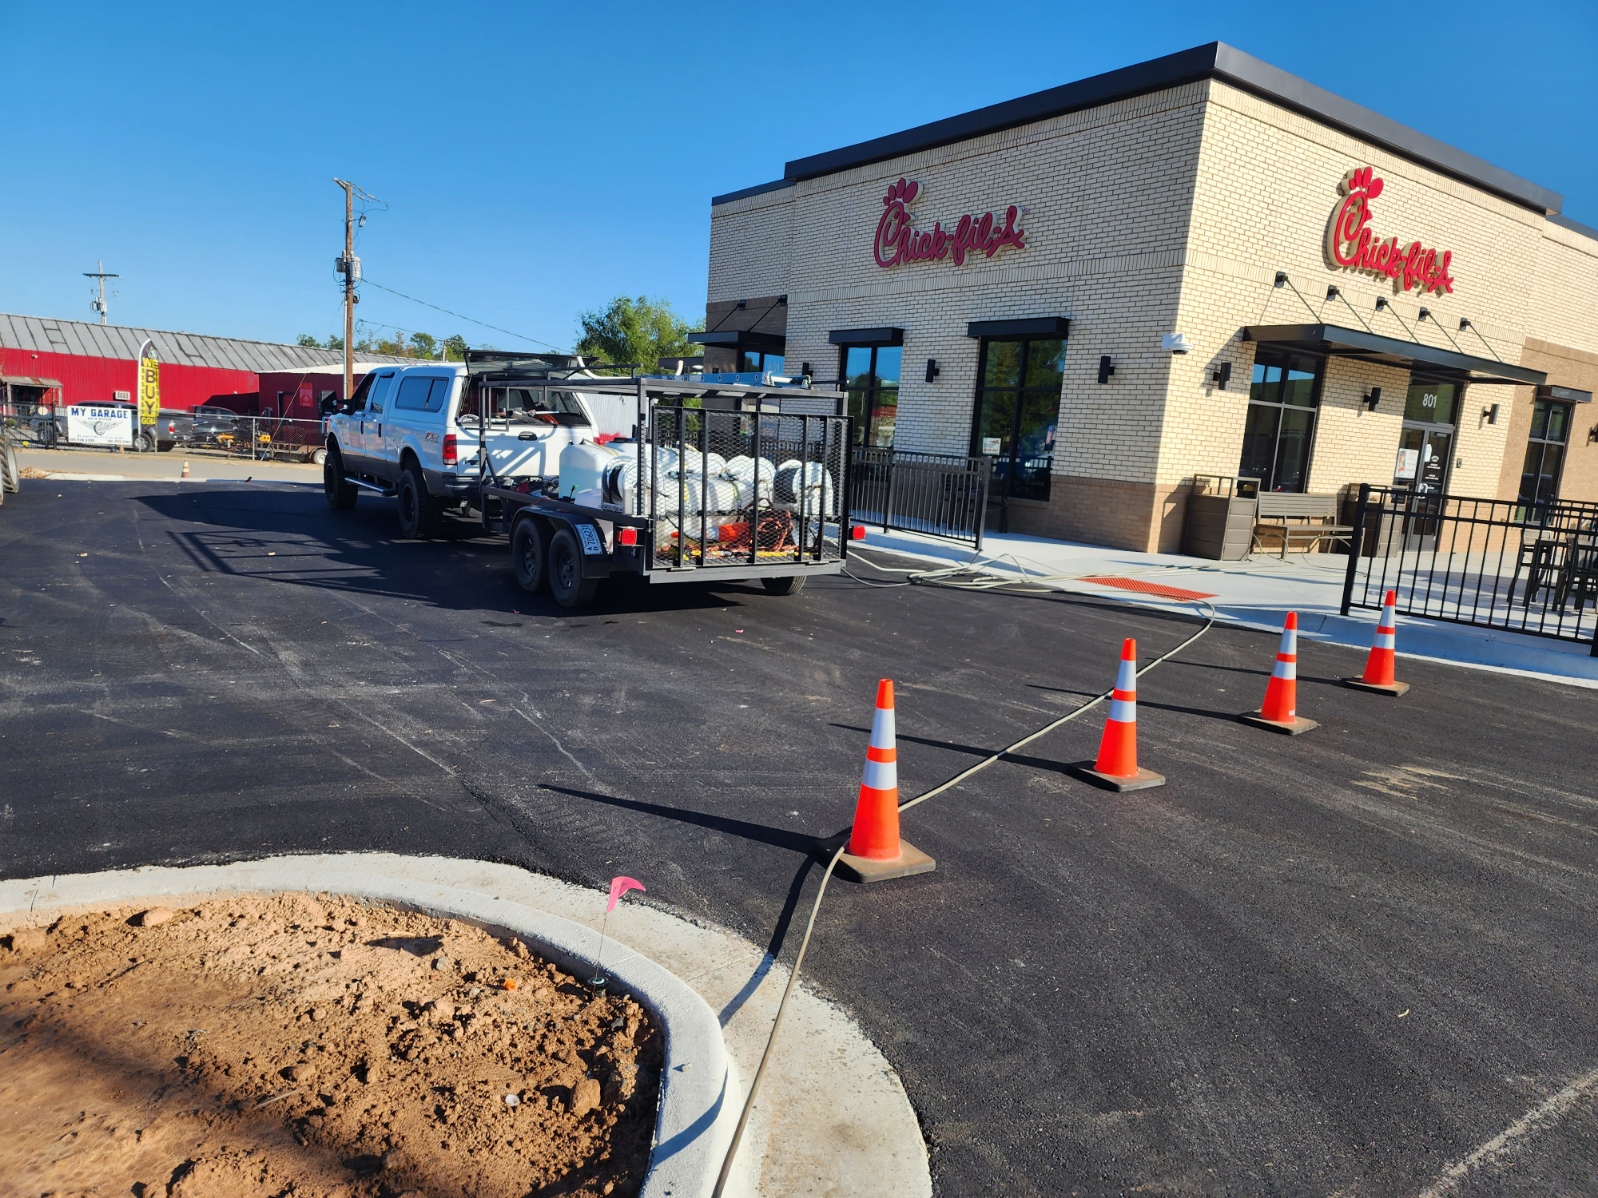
2;480;1595;1197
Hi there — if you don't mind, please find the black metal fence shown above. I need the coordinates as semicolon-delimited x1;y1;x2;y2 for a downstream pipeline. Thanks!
1340;483;1598;653
850;448;991;548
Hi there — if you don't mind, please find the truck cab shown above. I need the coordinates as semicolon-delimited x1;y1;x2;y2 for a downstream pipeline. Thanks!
322;358;597;538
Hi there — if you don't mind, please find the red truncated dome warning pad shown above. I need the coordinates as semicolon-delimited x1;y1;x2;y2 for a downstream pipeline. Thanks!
1080;575;1217;602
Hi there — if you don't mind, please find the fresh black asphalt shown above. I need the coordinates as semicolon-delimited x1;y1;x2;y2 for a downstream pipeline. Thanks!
2;480;1595;1197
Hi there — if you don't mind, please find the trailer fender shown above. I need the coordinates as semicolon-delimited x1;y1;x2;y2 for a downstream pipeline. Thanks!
542;513;613;580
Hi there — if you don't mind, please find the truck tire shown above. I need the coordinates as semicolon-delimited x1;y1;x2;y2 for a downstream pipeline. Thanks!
323;445;358;510
397;460;442;539
2;441;18;493
761;575;805;596
511;517;548;593
137;430;157;453
547;526;598;609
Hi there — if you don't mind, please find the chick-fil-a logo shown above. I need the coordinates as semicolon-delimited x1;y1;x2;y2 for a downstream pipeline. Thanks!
874;177;1027;269
1326;167;1455;295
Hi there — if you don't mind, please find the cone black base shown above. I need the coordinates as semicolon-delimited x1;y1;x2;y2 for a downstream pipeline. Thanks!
832;841;936;884
1237;711;1319;735
1342;677;1410;697
1065;762;1166;792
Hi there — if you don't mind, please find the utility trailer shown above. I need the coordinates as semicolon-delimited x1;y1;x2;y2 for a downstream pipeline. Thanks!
474;375;857;609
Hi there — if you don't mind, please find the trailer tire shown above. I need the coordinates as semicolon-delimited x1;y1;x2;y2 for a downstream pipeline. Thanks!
2;441;18;493
548;527;598;609
511;517;549;593
309;447;328;467
761;575;805;596
397;460;442;539
323;445;358;510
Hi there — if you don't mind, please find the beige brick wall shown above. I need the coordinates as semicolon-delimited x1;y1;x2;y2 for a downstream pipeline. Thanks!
706;74;1598;549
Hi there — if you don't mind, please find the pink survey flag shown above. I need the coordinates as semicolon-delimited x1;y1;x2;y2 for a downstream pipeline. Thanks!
607;876;645;913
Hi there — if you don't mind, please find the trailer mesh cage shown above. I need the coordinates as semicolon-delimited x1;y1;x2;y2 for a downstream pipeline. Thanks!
630;403;851;569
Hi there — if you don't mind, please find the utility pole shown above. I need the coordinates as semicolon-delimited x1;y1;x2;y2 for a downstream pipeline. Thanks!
333;180;359;401
84;261;119;324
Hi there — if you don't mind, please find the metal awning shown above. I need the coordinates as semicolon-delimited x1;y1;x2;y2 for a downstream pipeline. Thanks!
1242;323;1544;387
687;329;786;352
1;375;63;387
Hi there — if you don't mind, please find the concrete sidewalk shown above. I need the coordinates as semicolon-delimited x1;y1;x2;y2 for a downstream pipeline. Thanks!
16;445;322;485
852;526;1598;687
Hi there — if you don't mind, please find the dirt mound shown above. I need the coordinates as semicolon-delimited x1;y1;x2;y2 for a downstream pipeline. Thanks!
0;892;660;1197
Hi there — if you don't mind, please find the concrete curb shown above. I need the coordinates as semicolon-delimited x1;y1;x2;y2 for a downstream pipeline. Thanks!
0;857;740;1198
854;531;1598;689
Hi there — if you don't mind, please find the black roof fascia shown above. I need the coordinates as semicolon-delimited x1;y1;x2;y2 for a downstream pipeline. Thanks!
1540;384;1593;404
710;178;795;207
1243;323;1546;386
827;327;905;346
967;317;1071;339
687;329;787;351
780;42;1561;216
1549;213;1598;242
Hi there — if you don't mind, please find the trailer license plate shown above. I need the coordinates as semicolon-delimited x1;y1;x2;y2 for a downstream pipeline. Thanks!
577;524;604;555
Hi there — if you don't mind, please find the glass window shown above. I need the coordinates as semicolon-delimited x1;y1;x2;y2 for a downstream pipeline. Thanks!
366;371;396;413
970;336;1066;500
1518;398;1572;510
395;375;434;410
738;350;785;376
1237;350;1323;491
839;344;900;448
1402;381;1458;425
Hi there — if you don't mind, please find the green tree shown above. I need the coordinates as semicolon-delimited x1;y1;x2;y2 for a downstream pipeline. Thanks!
296;333;320;347
410;332;439;359
442;334;469;361
325;334;344;351
575;295;700;373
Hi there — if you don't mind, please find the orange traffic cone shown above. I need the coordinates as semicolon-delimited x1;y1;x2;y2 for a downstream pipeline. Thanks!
833;679;935;884
1343;590;1409;696
1067;638;1165;791
1239;612;1319;735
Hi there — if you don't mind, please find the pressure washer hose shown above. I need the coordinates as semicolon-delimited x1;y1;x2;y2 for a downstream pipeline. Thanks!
709;597;1218;1196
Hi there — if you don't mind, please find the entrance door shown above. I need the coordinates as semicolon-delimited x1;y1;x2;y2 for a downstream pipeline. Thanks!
1394;378;1460;547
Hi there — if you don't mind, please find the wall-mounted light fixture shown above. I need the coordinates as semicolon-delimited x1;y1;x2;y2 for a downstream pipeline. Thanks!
1588;424;1598;445
1274;271;1288;287
1374;297;1389;312
1482;403;1500;425
1459;317;1472;331
924;358;940;384
1211;362;1232;389
1362;387;1382;412
1162;333;1191;355
1325;285;1340;301
1417;307;1434;323
1098;355;1115;384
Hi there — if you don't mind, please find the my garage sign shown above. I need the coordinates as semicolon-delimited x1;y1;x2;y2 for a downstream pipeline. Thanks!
874;177;1027;269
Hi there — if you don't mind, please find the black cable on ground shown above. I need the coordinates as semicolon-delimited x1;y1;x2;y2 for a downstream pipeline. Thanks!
710;599;1217;1196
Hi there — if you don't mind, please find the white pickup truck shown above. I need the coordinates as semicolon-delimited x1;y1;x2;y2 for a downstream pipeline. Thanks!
322;361;598;537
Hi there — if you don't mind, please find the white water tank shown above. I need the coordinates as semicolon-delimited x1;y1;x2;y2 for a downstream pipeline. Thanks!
558;441;619;500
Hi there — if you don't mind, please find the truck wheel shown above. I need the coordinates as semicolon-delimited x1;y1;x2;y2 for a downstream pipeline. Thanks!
1;442;18;493
511;518;548;593
397;461;442;539
761;575;805;596
548;527;598;609
323;445;358;510
137;430;157;453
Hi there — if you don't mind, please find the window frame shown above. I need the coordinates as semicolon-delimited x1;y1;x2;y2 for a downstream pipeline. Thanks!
1518;397;1572;509
1238;349;1326;493
968;335;1066;501
838;343;901;448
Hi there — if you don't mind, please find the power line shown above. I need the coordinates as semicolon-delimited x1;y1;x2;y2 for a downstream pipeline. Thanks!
360;279;565;353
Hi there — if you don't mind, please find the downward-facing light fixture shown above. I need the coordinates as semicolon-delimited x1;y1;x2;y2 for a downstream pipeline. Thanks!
1362;387;1382;412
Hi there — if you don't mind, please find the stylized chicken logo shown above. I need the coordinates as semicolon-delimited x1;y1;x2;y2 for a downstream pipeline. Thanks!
883;177;919;207
1342;166;1384;200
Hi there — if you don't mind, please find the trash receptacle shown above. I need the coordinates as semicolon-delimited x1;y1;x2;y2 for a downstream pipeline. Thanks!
1182;475;1258;560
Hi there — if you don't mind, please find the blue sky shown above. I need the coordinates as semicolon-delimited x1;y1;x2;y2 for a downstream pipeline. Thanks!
2;1;1593;352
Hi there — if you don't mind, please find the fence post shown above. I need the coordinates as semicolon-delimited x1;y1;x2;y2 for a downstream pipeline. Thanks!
882;451;896;534
974;458;989;552
1340;483;1369;615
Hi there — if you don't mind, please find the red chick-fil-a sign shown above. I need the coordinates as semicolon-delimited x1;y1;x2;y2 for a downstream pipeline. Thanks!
874;177;1027;269
1326;167;1455;295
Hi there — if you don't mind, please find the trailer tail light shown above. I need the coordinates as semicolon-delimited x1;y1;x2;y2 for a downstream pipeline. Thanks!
616;527;638;547
442;433;458;464
850;525;867;541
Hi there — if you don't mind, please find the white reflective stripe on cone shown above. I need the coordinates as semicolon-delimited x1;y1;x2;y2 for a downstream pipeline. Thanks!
1115;659;1137;692
1280;627;1298;655
1107;697;1137;723
1374;632;1396;649
869;707;896;749
861;758;897;791
1273;658;1297;680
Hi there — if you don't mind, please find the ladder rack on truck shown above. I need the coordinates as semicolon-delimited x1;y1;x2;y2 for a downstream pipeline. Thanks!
474;375;857;609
